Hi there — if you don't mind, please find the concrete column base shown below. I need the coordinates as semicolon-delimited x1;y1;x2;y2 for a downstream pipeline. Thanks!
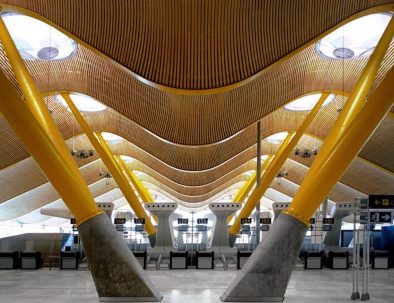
221;214;307;302
78;214;162;302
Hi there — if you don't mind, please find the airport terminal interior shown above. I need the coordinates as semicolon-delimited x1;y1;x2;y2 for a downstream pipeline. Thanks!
0;1;393;302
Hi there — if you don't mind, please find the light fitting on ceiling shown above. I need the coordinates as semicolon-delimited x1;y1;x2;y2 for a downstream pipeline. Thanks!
284;93;336;111
56;93;107;112
294;148;318;158
316;13;393;60
71;149;94;159
266;132;288;145
2;13;77;61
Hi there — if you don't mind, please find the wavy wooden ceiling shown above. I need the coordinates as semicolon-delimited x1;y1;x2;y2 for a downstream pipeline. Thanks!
0;1;393;216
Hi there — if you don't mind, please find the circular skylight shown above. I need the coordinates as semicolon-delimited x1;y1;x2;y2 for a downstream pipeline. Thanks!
101;132;124;143
2;13;77;61
284;93;335;111
57;93;107;112
316;13;392;60
253;155;269;162
266;132;288;145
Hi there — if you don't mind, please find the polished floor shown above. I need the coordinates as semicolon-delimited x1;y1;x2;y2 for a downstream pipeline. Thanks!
0;268;393;303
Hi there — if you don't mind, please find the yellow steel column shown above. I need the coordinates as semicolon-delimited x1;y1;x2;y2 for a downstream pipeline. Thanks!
285;17;394;224
0;16;75;170
285;66;394;224
116;156;154;203
0;71;103;224
227;156;273;224
229;93;329;236
61;93;156;236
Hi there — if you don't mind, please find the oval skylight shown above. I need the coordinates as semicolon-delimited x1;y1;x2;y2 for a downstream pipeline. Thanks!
2;13;77;61
253;155;269;162
120;155;135;163
284;93;335;111
266;132;288;145
57;93;107;112
316;13;392;60
101;132;124;143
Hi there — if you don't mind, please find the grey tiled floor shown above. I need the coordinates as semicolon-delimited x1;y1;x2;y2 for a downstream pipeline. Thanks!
0;268;393;302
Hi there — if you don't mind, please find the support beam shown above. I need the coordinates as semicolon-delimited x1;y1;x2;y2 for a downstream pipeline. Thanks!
116;156;155;203
62;92;157;240
227;156;273;224
0;70;162;302
228;93;328;241
221;16;394;302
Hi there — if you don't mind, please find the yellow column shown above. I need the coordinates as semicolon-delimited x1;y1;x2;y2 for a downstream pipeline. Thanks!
61;93;156;236
227;156;273;223
116;156;154;203
229;92;329;236
0;16;75;170
285;16;394;224
285;67;394;224
0;71;103;224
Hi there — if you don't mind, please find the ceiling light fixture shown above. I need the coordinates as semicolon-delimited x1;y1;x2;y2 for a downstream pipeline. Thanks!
316;13;392;60
2;13;77;61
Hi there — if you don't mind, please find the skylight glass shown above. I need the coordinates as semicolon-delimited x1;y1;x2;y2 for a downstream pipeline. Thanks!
253;155;269;162
101;132;124;143
2;13;77;61
316;13;392;60
120;155;135;163
57;93;107;112
266;132;288;145
284;93;335;111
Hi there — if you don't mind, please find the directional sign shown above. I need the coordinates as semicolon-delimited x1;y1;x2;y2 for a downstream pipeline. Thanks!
369;195;394;209
322;225;333;231
323;218;335;225
134;218;146;224
260;218;272;224
177;218;189;224
309;218;316;224
241;218;252;224
370;211;392;223
70;218;76;225
114;218;126;225
116;225;125;232
197;218;208;224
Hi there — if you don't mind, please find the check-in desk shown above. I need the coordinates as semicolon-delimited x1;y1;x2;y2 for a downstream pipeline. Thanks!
327;251;349;269
170;251;188;269
0;251;19;269
237;251;252;269
371;250;389;269
20;251;41;269
304;251;324;269
60;251;80;269
196;251;214;269
133;251;147;269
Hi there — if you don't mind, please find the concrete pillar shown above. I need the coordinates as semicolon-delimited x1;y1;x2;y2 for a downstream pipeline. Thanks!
145;203;177;257
221;213;306;302
209;203;241;256
78;213;162;302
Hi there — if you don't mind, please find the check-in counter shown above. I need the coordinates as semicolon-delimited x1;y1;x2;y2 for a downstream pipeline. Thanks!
133;251;147;269
237;251;253;269
0;252;19;269
327;251;349;269
196;251;214;269
20;251;41;269
60;251;80;269
170;251;188;269
371;250;389;269
304;251;324;269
